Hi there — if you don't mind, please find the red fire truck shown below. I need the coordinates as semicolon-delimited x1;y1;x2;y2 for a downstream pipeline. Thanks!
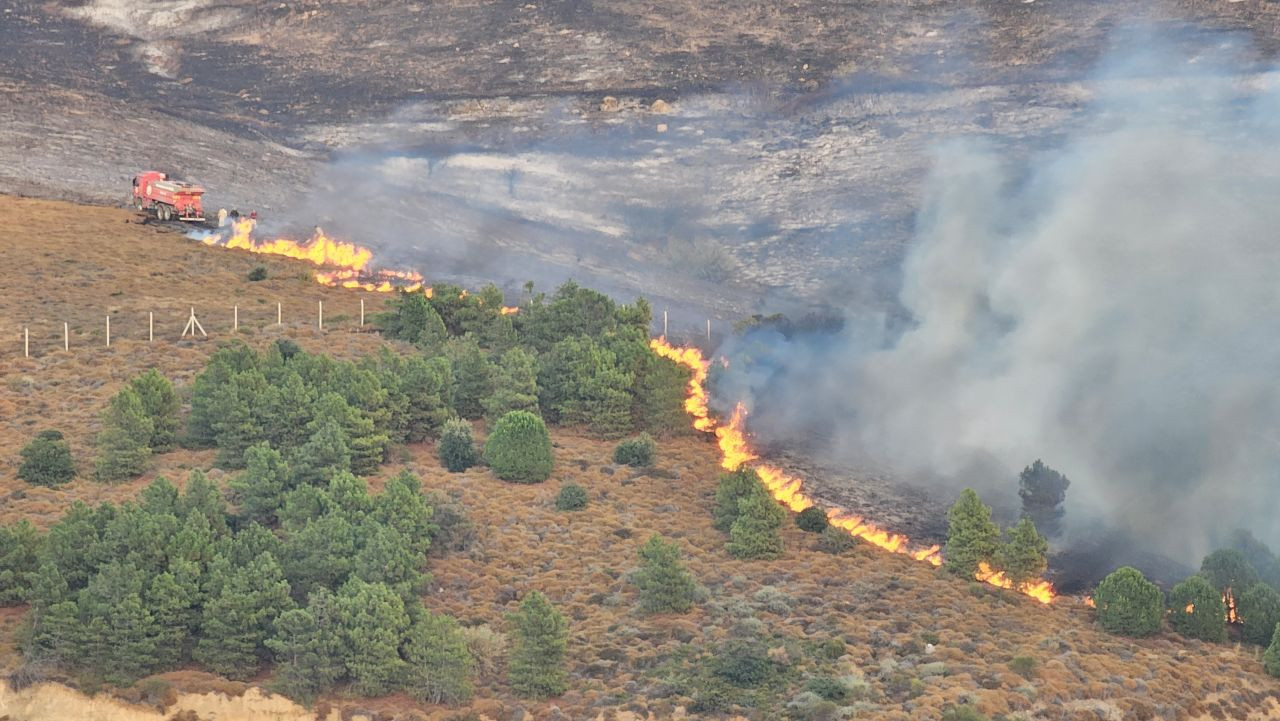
131;170;205;221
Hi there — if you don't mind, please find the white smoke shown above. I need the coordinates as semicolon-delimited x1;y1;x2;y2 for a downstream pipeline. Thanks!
716;38;1280;562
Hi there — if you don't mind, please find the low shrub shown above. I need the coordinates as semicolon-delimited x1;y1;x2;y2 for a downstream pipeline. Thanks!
1008;655;1037;678
816;526;857;554
461;624;507;679
752;586;793;615
18;430;75;486
424;490;476;554
613;433;656;466
795;506;829;533
555;484;588;511
804;675;857;701
785;691;841;721
941;705;989;721
247;265;268;281
438;419;477;473
712;639;772;687
1265;623;1280;677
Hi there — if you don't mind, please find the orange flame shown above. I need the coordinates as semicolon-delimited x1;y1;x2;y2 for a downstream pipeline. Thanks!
1083;596;1097;608
1185;603;1195;613
650;336;1055;604
201;220;519;313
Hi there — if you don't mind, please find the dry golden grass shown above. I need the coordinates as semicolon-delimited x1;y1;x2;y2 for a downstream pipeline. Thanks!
0;194;1277;720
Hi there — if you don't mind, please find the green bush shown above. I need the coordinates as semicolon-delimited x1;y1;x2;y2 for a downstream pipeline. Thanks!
484;411;553;483
816;526;857;554
613;433;656;466
795;506;829;534
554;484;588;511
1167;575;1226;642
438;419;477;473
483;348;540;424
1094;566;1164;637
247;265;268;281
1239;584;1280;646
632;534;698;614
1265;623;1280;677
18;430;75;486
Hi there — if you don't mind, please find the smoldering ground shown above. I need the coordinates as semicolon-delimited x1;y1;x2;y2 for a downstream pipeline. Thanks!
713;33;1280;565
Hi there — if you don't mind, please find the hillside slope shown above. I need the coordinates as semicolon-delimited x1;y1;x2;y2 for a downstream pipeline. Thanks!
0;194;1276;720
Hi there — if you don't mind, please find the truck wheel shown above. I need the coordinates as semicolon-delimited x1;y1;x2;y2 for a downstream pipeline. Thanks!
160;204;171;221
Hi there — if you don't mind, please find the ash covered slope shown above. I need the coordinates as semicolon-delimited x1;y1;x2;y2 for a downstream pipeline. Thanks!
5;1;1280;321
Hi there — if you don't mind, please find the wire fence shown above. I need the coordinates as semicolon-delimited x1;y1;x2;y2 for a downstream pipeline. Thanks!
12;298;374;359
12;301;721;359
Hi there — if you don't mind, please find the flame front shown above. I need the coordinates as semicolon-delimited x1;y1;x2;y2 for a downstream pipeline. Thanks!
200;220;519;313
651;337;1055;604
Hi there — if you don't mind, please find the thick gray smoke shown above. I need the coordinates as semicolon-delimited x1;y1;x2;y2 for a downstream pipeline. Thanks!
715;40;1280;562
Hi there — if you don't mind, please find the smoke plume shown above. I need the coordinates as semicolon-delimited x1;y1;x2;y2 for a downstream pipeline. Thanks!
715;35;1280;562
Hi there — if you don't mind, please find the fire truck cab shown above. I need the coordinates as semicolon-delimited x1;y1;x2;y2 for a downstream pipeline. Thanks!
132;170;205;222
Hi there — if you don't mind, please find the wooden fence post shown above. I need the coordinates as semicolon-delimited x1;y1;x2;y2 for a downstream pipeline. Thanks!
277;302;282;325
663;309;668;337
64;322;69;351
318;300;323;330
106;315;111;347
706;318;711;343
360;298;365;326
148;313;153;342
234;305;239;332
23;327;28;358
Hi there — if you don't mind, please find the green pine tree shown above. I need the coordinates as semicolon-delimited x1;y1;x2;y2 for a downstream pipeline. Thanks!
179;470;230;537
266;588;347;704
280;512;357;600
309;393;387;475
447;337;494;420
727;486;786;560
291;417;352;487
194;552;295;680
1265;623;1280;677
0;520;42;606
373;470;436;557
260;369;317;450
187;343;260;447
633;534;698;614
632;353;691;436
335;578;411;696
484;347;541;424
95;386;154;481
379;290;449;349
353;523;426;601
18;430;76;486
1239;584;1280;646
943;489;1001;578
508;590;568;698
1017;460;1070;539
998;517;1049;587
129;369;180;452
229;443;293;525
1094;566;1164;638
209;369;270;469
76;561;160;685
402;356;453;440
402;612;474;704
1200;548;1261;597
713;466;765;532
145;562;202;667
1168;575;1227;642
